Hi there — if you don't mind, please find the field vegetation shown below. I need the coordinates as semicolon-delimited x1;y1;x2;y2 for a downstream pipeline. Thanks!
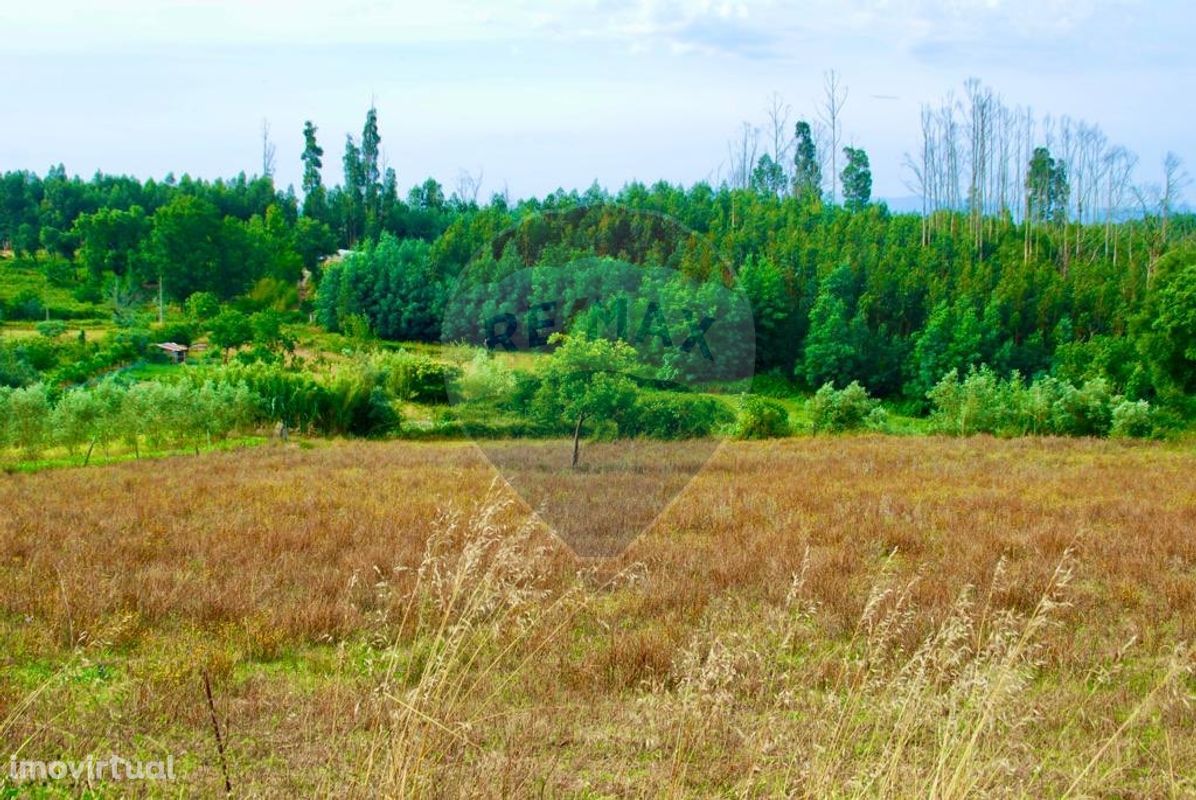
1;437;1193;796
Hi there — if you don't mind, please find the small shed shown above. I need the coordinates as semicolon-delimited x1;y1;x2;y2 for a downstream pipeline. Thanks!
153;342;189;364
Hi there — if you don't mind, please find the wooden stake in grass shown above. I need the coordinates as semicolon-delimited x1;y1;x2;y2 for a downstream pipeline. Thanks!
202;669;234;797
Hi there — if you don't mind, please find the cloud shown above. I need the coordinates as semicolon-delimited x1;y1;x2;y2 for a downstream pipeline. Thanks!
4;0;1179;71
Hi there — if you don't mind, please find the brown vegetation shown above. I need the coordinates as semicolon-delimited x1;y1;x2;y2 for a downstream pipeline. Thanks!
1;436;1194;796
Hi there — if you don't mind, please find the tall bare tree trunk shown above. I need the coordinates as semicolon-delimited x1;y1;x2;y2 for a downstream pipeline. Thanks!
571;414;585;469
820;70;848;205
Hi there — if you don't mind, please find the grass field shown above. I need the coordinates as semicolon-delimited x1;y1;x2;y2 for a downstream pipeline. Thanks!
1;436;1194;797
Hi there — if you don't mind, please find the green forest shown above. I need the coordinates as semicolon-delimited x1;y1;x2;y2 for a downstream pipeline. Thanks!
2;87;1195;464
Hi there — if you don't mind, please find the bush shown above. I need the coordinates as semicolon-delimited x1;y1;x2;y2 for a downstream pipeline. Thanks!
8;289;45;321
929;367;1135;439
43;258;76;288
809;381;886;433
1110;398;1155;438
732;394;790;439
185;291;221;322
1052;378;1114;437
0;345;39;388
325;373;400;437
155;321;196;347
228;364;330;435
375;352;461;404
452;349;515;403
506;372;542;411
927;367;1020;436
106;328;153;362
35;320;67;339
626;392;732;439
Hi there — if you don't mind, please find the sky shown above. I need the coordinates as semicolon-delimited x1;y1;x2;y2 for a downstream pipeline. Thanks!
0;0;1192;203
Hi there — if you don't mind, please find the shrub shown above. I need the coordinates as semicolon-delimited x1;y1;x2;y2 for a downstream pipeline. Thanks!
452;349;514;403
1019;375;1065;435
376;352;461;404
732;394;790;439
506;372;543;412
106;328;153;362
929;368;1132;439
185;291;221;322
0;386;10;449
35;320;67;339
8;289;45;321
1110;398;1155;438
809;381;886;433
626;392;732;439
220;364;320;434
0;344;40;388
43;257;76;288
244;276;298;312
1052;378;1114;437
325;373;400;437
927;367;1020;436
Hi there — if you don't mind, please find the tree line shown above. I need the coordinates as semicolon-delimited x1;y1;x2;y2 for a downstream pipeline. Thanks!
1;80;1193;416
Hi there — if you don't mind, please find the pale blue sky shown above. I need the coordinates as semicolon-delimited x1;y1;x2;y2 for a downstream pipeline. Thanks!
0;0;1191;202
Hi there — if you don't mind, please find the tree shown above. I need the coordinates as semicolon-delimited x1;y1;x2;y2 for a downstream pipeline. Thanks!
841;146;872;210
1161;152;1190;243
315;235;444;341
73;206;149;288
293;216;337;271
209;309;253;362
533;333;639;468
792;120;822;204
801;286;855;388
407;178;445;211
361;106;382;225
251;309;296;356
726;122;760;191
53;387;104;463
765;91;792;186
261;119;277;178
342;135;365;244
300;120;326;219
1136;245;1196;395
7;384;51;457
819;70;848;204
143;195;230;300
1026;146;1069;226
738;255;794;371
750;154;786;197
185;291;221;322
908;299;984;400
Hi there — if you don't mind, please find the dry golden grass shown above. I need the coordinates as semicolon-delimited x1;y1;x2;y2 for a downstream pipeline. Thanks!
0;436;1194;797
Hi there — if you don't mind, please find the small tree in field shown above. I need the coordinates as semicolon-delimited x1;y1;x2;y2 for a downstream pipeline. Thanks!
533;333;639;468
209;310;253;363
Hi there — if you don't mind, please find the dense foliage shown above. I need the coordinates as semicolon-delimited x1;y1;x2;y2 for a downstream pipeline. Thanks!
1;98;1193;450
